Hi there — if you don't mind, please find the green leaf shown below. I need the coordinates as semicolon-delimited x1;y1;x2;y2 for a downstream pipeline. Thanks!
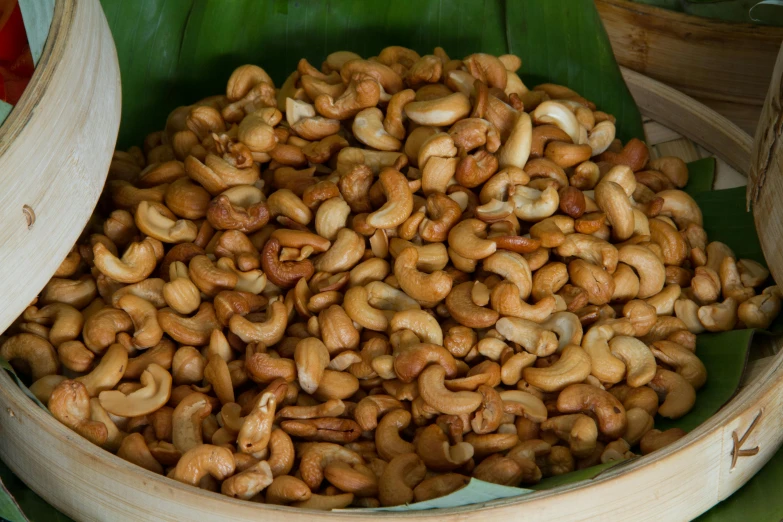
0;463;29;522
0;460;73;522
656;329;754;432
100;0;643;148
505;1;644;142
684;158;716;195
694;186;766;266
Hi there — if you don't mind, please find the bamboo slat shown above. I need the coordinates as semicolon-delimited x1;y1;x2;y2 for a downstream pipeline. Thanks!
0;0;120;334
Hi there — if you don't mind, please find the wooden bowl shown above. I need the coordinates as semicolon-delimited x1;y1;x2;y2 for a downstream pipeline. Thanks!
0;0;120;334
0;68;777;521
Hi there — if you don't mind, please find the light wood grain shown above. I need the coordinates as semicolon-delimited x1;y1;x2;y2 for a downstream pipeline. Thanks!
0;0;120;334
0;66;778;521
749;44;783;289
596;0;783;107
622;67;753;176
695;99;762;137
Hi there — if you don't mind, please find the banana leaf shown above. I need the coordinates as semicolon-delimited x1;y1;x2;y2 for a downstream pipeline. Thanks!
99;0;643;148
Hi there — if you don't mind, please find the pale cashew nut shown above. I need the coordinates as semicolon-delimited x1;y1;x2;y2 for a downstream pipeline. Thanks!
117;295;164;349
657;190;703;228
490;282;556;323
640;428;687;455
314;197;351;242
375;409;416;461
595;180;634;241
366;281;421;312
366;168;415;229
221;460;274;500
76;343;128;397
354;395;403;431
158;302;221;346
415;424;474;471
698;297;739;332
404;93;471;126
394;247;452;307
135;201;198;244
618;245;665;299
315;76;381;120
608;336;656;387
588;120;616;156
228;300;288;344
651;340;707;390
314;228;365;273
0;333;59;381
483;250;532;299
93;237;158;284
581;323;625;384
294;337;330;394
238;391;276;455
98;364;172;416
343;286;392;332
299;442;363;490
737;259;769;288
648;368;696;419
719;256;755;303
390;310;443;345
512;185;560;222
336;147;405;176
389;239;450;272
499;390;548;423
22;303;83;348
645;284;682;316
394;343;457;383
739;289;782;329
418;365;482;415
674;298;706;334
172;392;212;453
556;383;627;438
496;316;558;357
541;413;598;458
172;445;236;487
541;311;584;351
353;108;402;151
265;475;312;505
448;219;497;260
523;344;591;392
532;101;583;144
49;380;108;445
555;233;618;273
498;112;532;169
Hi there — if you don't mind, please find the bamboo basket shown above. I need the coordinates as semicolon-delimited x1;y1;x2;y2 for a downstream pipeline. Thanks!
0;0;120;334
595;0;783;135
0;61;777;520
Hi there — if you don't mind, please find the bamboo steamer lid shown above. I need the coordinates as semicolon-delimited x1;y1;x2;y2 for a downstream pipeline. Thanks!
749;44;783;285
0;0;120;332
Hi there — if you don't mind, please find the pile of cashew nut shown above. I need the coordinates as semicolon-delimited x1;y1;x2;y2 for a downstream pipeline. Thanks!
1;47;780;509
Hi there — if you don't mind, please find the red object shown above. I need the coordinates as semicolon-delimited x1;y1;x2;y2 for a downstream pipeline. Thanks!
0;0;33;105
